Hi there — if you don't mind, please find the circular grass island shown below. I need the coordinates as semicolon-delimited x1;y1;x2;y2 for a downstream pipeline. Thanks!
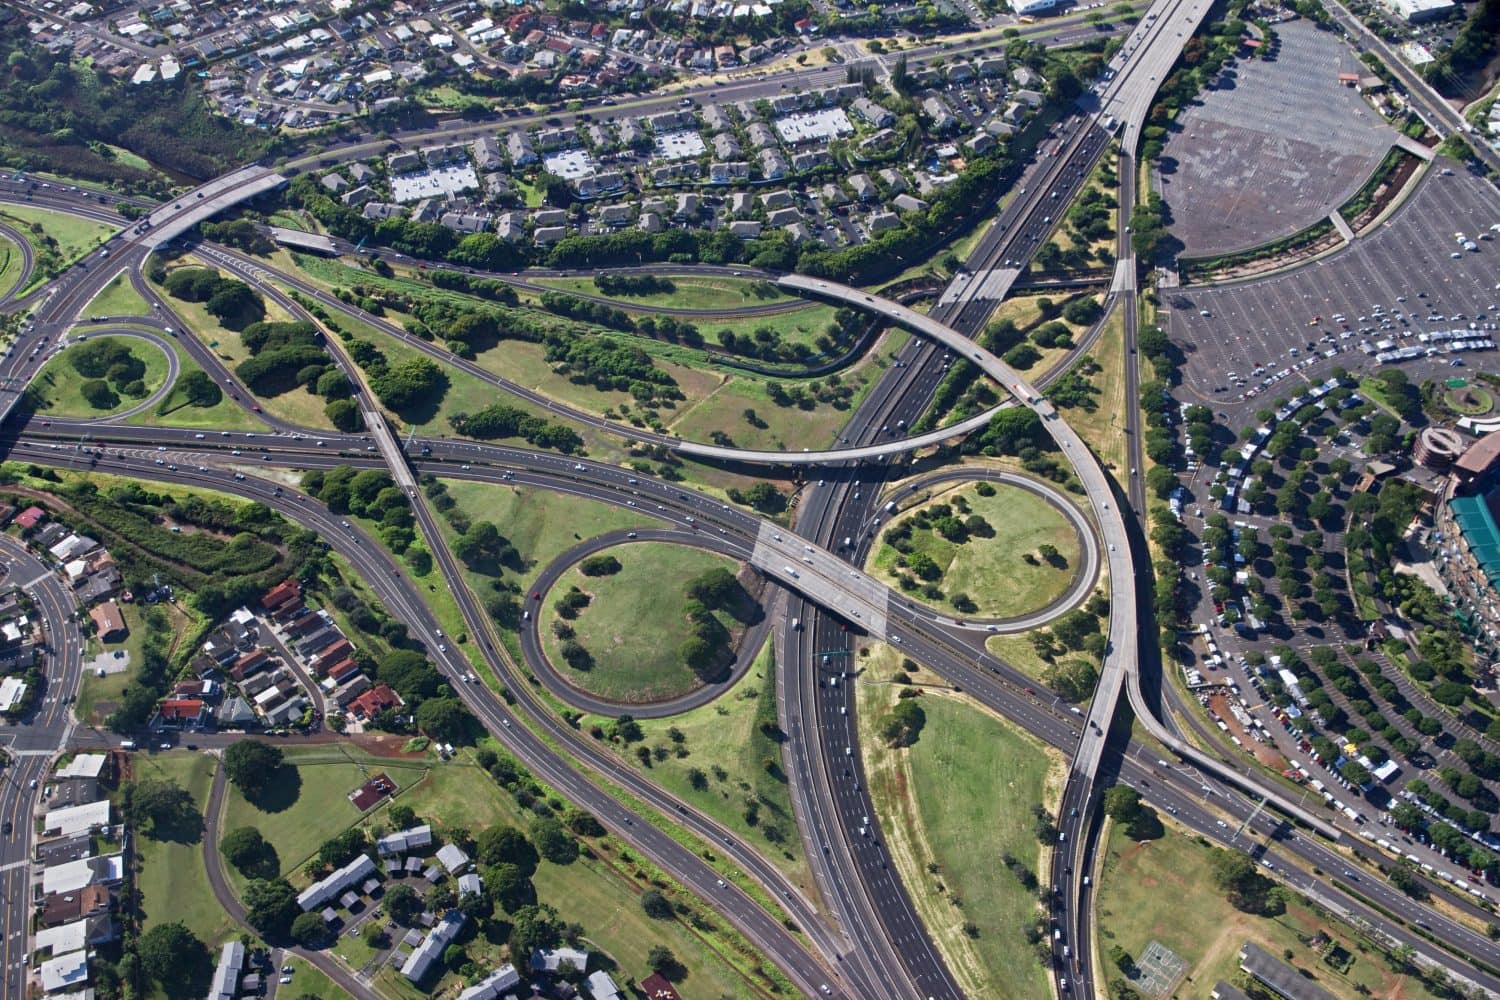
868;480;1084;620
1445;384;1494;416
34;335;171;418
539;542;763;704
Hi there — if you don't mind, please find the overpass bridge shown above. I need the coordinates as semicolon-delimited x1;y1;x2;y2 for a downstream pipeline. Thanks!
137;165;287;249
774;274;1341;839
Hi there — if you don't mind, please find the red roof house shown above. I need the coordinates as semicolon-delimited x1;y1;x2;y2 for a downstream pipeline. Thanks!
14;506;46;530
153;699;210;730
349;684;402;721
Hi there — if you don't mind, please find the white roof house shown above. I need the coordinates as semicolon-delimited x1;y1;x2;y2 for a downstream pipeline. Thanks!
0;676;27;713
35;920;89;957
376;825;433;856
43;855;123;896
457;964;521;1000
531;946;590;973
56;755;107;781
457;873;483;898
40;950;90;993
586;970;624;1000
296;853;377;911
401;910;466;983
436;843;470;874
43;801;111;838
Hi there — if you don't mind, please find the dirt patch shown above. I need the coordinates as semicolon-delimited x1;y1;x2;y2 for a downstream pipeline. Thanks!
1206;691;1285;769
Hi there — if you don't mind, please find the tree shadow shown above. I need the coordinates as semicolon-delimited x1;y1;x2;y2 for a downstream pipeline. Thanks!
246;764;303;814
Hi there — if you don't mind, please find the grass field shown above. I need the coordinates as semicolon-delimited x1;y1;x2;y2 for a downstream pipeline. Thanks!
85;273;152;317
0;233;24;299
75;602;177;725
133;751;233;942
440;479;653;576
584;640;813;892
868;481;1082;618
156;261;334;430
529;274;792;312
33;336;170;417
219;746;430;883
1095;823;1439;1000
235;742;772;999
985;631;1068;685
540;542;747;702
857;643;1062;998
1061;305;1130;474
279;957;352;1000
0;203;114;292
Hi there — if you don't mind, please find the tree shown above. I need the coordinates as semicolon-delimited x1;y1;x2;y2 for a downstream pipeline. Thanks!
325;397;362;432
80;378;116;409
416;697;473;742
291;911;328;948
641;889;673;919
221;826;279;879
1103;786;1142;824
579;554;622;576
508;903;564;958
175;369;223;407
244;878;299;937
317;828;369;870
138;922;208;991
530;816;579;864
647;944;684;979
384;882;422;925
224;740;284;801
131;778;199;838
475;825;539;874
485;862;536;913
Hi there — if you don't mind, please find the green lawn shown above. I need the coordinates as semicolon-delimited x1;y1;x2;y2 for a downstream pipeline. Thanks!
667;329;906;453
529;274;792;312
869;481;1083;618
585;640;813;892
218;746;429;882
280;957;352;1000
539;542;747;703
0;232;24;299
156;262;332;430
250;743;774;999
0;203;114;279
1061;305;1130;474
76;602;161;726
33;336;170;417
1095;823;1438;1000
985;631;1068;684
85;273;152;317
440;479;653;577
133;751;234;942
857;643;1062;999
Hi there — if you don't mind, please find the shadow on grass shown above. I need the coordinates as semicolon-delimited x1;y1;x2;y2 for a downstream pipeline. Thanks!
244;764;303;814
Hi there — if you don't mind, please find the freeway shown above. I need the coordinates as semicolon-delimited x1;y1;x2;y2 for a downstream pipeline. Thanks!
0;221;35;306
13;429;1500;993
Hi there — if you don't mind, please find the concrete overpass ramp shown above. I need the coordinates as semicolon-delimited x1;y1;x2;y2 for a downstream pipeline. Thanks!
140;166;287;249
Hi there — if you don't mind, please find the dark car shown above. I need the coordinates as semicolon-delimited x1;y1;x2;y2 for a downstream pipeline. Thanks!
2;820;11;836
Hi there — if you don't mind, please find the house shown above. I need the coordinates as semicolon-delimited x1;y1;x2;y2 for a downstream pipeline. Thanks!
14;506;47;531
746;122;777;148
88;604;127;643
39;884;112;929
297;853;377;911
472;136;504;171
401;911;466;983
712;133;741;159
638;213;662;234
42;855;124;896
767;207;801;228
728;220;762;239
151;699;210;731
326;659;360;683
879;168;909;193
457;873;483;897
341;185;374;207
231;649;270;682
1238;942;1337;1000
849;173;878;202
43;800;111;838
209;940;245;1000
921;96;957;133
505;132;537;165
965;132;997;155
332;676;372;707
49;534;98;563
587;970;624;1000
709;162;749;184
867;212;901;234
457;964;521;1000
40;950;90;994
534;226;568;246
377;825;434;857
436;842;470;874
792;149;830;172
674;192;699;219
850;96;894;128
350;684;401;721
758;149;788;179
262;577;302;611
531;946;590;974
893;193;929;214
761;189;793;211
219;696;257;727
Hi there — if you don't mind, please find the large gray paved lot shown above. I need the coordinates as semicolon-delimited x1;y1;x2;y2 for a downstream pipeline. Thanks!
1162;163;1500;423
1157;19;1397;257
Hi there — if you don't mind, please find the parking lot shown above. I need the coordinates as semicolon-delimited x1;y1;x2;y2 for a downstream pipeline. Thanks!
1164;163;1500;421
1157;19;1396;257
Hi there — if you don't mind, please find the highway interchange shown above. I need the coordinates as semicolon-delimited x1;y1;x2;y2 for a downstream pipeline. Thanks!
0;2;1498;998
